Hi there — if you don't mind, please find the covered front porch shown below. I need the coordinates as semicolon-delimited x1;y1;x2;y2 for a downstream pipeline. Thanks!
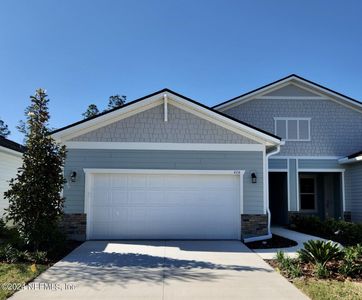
269;171;344;225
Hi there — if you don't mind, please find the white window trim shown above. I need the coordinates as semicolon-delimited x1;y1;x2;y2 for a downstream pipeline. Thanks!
83;168;245;240
299;174;318;212
274;117;311;141
65;141;265;151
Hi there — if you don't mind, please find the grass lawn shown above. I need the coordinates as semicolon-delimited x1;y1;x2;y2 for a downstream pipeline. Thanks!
293;278;362;300
0;263;48;300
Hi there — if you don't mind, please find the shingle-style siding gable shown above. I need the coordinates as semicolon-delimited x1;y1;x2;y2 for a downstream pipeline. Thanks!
265;84;320;97
71;104;258;144
223;95;362;156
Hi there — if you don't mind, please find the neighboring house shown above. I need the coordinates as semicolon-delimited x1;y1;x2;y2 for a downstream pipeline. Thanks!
0;137;24;218
51;75;362;241
214;75;362;226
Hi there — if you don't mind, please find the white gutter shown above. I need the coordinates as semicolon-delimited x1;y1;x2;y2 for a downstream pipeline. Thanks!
338;156;362;164
243;145;281;243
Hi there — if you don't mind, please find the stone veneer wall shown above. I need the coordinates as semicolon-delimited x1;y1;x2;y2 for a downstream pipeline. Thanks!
60;213;86;241
241;214;268;238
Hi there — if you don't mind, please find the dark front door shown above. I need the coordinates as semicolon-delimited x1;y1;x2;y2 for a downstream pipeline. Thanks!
269;172;288;225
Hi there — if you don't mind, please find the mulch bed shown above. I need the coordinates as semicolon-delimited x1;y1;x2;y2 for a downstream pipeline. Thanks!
266;259;362;282
245;234;297;249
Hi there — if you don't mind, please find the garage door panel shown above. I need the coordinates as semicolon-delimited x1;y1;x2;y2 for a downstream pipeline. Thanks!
127;175;147;188
88;172;241;239
110;190;128;205
111;175;128;188
93;174;111;188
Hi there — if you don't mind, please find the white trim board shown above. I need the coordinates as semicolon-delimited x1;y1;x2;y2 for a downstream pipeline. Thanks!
65;142;265;151
259;96;328;100
52;90;281;146
298;169;345;173
83;168;246;176
270;156;340;160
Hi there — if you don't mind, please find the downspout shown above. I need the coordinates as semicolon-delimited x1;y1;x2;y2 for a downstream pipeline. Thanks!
243;144;281;243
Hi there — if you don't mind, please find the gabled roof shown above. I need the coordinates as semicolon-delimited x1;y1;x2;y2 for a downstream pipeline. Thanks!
51;88;281;146
0;136;25;155
213;74;362;111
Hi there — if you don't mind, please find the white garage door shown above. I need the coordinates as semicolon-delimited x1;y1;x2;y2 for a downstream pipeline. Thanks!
87;170;241;240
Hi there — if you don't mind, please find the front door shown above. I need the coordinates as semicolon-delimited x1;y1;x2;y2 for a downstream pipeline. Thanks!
269;172;288;225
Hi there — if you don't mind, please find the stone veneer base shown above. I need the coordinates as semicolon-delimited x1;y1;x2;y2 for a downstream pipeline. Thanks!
60;213;271;241
241;214;268;238
60;213;86;241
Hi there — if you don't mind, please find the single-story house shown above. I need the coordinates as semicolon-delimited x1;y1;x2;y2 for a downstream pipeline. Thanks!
51;89;282;241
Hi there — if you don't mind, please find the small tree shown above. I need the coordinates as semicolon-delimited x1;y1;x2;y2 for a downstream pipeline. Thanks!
5;89;66;251
0;119;10;137
82;104;99;119
107;95;126;110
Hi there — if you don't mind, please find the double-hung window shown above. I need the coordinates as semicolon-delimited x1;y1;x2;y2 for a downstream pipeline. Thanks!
274;118;311;141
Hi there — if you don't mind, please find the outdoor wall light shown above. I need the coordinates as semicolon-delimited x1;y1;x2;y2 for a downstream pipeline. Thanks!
70;171;77;182
251;172;257;184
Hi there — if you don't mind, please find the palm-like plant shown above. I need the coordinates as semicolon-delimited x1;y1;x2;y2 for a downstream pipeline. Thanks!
298;240;342;267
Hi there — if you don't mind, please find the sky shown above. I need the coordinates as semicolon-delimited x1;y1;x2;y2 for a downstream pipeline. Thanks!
1;0;362;143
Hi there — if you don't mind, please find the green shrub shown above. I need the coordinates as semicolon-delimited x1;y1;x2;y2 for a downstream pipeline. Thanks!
28;251;48;264
275;251;302;278
298;240;342;267
315;263;329;278
290;215;362;246
0;244;22;263
290;215;324;235
339;244;362;277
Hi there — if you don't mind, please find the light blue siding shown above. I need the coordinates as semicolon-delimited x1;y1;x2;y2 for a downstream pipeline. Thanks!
288;159;298;211
222;85;362;156
298;159;343;170
345;162;362;223
63;149;264;215
71;104;256;144
269;159;287;170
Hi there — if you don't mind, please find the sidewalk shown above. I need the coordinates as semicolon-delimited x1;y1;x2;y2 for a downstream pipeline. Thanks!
252;226;327;259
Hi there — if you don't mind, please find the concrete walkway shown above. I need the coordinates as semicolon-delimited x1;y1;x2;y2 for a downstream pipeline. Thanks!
10;240;308;300
253;226;327;259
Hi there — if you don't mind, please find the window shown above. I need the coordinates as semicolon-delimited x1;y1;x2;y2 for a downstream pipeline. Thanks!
274;118;311;141
299;175;317;211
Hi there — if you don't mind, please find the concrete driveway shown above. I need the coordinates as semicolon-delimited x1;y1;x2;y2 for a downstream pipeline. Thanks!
11;241;308;300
